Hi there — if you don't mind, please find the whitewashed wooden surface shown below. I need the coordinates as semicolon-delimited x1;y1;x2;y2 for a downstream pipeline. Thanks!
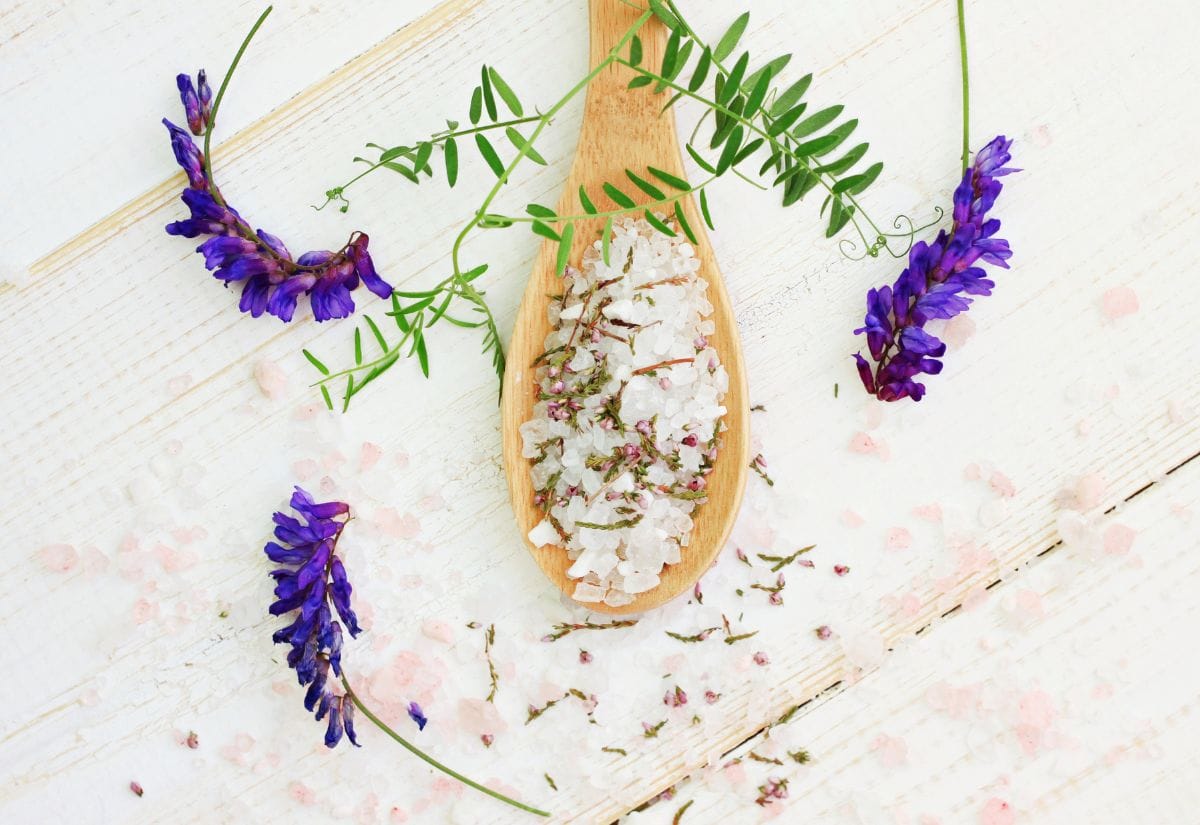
2;1;1198;823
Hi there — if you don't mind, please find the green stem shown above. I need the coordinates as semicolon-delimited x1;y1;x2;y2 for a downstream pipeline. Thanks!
340;678;549;817
203;5;273;208
956;0;971;170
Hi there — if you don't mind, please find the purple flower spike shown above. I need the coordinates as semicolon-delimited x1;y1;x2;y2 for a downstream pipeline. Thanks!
408;702;429;731
163;70;392;322
265;486;362;748
853;135;1017;402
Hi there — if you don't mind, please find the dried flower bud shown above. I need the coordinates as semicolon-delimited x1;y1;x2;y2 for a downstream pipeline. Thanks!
815;625;833;640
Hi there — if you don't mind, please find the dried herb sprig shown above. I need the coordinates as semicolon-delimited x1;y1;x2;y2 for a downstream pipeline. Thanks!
541;618;637;642
757;545;815;572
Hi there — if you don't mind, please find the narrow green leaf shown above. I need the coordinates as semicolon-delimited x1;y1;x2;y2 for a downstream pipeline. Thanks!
791;104;844;138
469;86;482;125
391;295;412;332
710;98;741;148
793;133;841;158
767;102;808;136
444;137;459;187
628;75;654;90
699;187;715;230
555;223;574;276
475;134;505;177
579;185;597;215
413;141;433;174
673;201;698;244
826;198;851;238
782;170;809;207
480;65;498;121
602;182;636;209
461;263;489;282
660;91;684;113
661;28;681;79
601;217;613;265
723;51;749;99
354;328;363;365
506;127;547;165
626;169;665;200
815;142;868;176
810;118;857;157
416;336;430;377
716;125;743;174
319;384;333;411
743;69;772;118
847;161;882;194
302;349;330;375
379;145;413;162
477;213;514;228
643;209;676;237
531;220;560;241
393;295;435;315
648;0;682;32
689;46;711;92
733;136;764;165
363;315;389;352
629;35;643;67
668;39;694;82
743;54;791;95
769;73;812;116
648;166;691;190
487;66;523;116
685;143;716;174
526;203;557;219
714;11;749;62
380;161;419;183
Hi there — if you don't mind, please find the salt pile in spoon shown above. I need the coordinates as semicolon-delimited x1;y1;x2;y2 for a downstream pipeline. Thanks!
521;216;728;607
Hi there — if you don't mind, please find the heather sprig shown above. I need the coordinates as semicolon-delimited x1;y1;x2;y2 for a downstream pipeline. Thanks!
263;486;548;817
163;7;393;324
852;0;1017;402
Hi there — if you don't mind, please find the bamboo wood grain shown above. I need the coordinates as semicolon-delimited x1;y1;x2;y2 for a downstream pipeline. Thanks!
500;0;749;615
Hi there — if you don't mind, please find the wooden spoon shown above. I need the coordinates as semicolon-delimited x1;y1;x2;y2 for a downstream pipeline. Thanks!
500;0;749;615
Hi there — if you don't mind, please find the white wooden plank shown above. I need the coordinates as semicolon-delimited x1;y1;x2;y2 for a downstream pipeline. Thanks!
0;0;1197;822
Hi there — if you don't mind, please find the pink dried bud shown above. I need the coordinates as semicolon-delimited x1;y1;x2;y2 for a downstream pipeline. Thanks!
693;582;702;600
185;731;199;749
833;564;850;577
635;419;653;436
659;376;672;390
753;651;770;666
605;491;618;501
687;477;706;492
547;366;560;378
590;329;602;343
130;781;144;798
736;547;748;563
599;418;614;430
693;335;708;349
481;733;494;747
697;629;712;641
776;573;786;587
769;592;783;606
681;433;699;447
704;690;720;704
533;493;546;506
623;443;642;460
549;380;566;395
540;634;554;643
708;358;717;373
798;558;815;568
579;649;593;664
815;625;833;640
754;454;768;467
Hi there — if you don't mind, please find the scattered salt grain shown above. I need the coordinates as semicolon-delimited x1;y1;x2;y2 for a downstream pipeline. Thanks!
253;359;288;399
38;543;78;573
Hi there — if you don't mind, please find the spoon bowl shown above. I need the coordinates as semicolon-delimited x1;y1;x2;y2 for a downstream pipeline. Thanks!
500;0;749;614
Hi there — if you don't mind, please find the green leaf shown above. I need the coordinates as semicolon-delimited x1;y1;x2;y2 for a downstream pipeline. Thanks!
413;141;433;174
629;35;643;67
718;52;749;105
648;166;691;190
685;143;716;174
480;65;498;121
555;223;574;276
532;220;560;241
475;133;505;177
643;209;676;237
628;75;654;90
767;102;808;136
477;213;514;228
363;315;389;352
626;169;665;200
710;97;742;148
319;385;333;411
689;46;711;92
526;203;557;219
302;349;330;375
381;161;419;183
743;54;791;95
733;136;764;165
673;201;698;244
469;86;482;125
668;39;694;82
743;69;772;118
846;161;882;194
815;142;869;176
661;28;681;79
602;182;636;209
379;145;413;162
660;91;684;113
444;137;459;187
716;125;743;175
714;11;749;62
601;217;613;265
487;66;523;116
579;185;597;215
461;263;490;282
809;118;857;157
506;127;547;165
648;0;683;32
354;328;363;365
793;132;841;158
826;198;853;238
770;73;812;116
699;187;715;230
391;295;411;332
392;295;435;315
416;335;430;377
791;104;844;138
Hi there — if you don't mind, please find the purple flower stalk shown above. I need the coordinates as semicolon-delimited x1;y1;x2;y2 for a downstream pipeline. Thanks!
266;487;362;748
164;71;392;322
853;135;1018;402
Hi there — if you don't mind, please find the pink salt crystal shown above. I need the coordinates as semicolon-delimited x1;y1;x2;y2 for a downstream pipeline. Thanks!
980;799;1015;825
963;462;982;481
989;471;1016;498
941;313;977;348
421;619;455;645
418;493;445;512
318;476;337;496
389;807;410;823
292;459;319;481
154;542;196;573
1074;473;1107;511
167;374;192;395
870;733;909;769
132;598;159;624
1076;418;1092;437
1018;690;1056;730
253;359;288;400
885;527;912;551
864;402;884;430
841;509;865;528
962;586;989;611
375;507;421;539
39;543;79;573
393;452;411;470
848;431;877;454
166;439;184;456
1100;286;1139;320
359;442;384;472
288;781;317;806
1013;589;1045;620
294;402;322;421
913;503;943;522
1102;523;1136;556
322;450;347;472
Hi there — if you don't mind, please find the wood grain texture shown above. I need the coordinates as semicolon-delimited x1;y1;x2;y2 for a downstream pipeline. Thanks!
501;0;749;615
0;0;1198;823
